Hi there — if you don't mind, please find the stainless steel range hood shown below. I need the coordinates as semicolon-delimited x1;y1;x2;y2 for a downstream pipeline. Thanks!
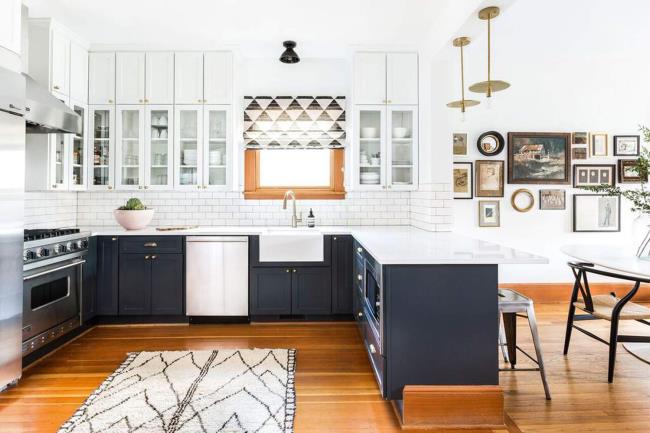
23;74;81;135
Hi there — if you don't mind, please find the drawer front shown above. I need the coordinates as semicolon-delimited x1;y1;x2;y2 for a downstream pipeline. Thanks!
353;240;365;261
362;303;385;396
119;236;183;254
353;255;364;292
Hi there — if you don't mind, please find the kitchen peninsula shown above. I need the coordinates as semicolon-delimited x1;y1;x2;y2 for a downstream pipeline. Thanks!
80;225;547;429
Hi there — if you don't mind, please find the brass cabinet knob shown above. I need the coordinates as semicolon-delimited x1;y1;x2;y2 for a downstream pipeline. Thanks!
357;274;363;281
144;255;150;260
357;247;363;253
151;255;157;260
144;99;149;103
197;185;201;189
333;237;337;240
108;99;114;103
138;186;143;189
139;99;143;103
286;269;290;273
358;311;363;317
198;99;202;103
52;184;57;188
53;85;60;90
293;269;297;273
108;185;113;190
144;185;149;189
111;237;117;241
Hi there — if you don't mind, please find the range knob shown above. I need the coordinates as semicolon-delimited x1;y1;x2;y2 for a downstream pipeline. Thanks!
35;247;49;258
23;250;36;261
53;244;62;254
65;241;73;251
75;239;88;249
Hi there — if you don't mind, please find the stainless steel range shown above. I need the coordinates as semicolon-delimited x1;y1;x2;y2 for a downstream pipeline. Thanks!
22;228;89;356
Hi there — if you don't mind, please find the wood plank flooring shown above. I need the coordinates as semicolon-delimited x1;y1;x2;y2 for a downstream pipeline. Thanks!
0;304;648;433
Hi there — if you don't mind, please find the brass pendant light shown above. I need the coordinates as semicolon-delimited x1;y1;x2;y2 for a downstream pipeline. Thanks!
447;37;480;114
469;6;510;97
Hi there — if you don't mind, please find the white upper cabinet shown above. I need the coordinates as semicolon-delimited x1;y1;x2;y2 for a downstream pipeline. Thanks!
354;52;418;105
145;52;174;104
0;0;22;55
354;52;387;105
50;29;70;95
89;52;115;104
175;52;204;104
116;52;145;104
69;41;88;103
386;52;418;105
203;52;232;104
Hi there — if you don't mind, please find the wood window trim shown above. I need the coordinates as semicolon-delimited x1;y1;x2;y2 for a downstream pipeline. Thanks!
244;148;346;200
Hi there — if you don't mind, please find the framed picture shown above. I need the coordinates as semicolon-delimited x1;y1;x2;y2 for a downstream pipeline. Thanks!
511;188;535;212
618;159;647;183
507;132;571;184
572;132;589;145
572;147;588;160
475;160;504;197
539;189;566;210
477;131;505;156
478;200;500;227
453;162;473;199
573;194;621;232
590;132;608;157
453;133;468;156
613;135;640;156
573;164;616;187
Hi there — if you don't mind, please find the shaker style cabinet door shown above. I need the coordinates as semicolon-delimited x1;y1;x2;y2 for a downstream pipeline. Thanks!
145;52;174;104
96;236;119;315
386;52;418;105
291;267;332;315
250;268;292;315
69;41;89;103
88;105;116;190
202;105;229;189
0;0;21;54
203;52;232;104
174;105;203;189
150;254;184;315
354;52;386;105
51;29;70;95
115;106;145;189
331;235;353;315
174;52;204;104
386;105;418;190
89;52;116;104
116;52;146;104
144;105;174;190
118;253;152;315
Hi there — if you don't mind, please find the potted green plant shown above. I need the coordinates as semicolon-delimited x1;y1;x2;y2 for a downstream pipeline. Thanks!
581;125;650;258
113;198;154;230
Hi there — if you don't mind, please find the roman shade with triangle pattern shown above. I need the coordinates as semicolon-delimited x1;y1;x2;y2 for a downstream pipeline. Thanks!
244;96;346;149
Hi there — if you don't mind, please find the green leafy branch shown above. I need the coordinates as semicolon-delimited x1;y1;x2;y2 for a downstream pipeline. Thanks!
580;125;650;214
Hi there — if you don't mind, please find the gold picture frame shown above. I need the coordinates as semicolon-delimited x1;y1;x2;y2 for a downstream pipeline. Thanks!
511;188;535;212
590;132;608;157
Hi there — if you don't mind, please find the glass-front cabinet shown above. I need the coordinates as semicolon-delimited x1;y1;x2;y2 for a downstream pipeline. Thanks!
69;103;88;190
145;106;173;189
116;106;145;189
203;106;229;188
49;130;68;189
355;105;417;190
174;105;230;190
89;106;115;190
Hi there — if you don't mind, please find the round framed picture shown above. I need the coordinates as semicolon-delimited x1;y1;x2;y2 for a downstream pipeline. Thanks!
477;131;505;156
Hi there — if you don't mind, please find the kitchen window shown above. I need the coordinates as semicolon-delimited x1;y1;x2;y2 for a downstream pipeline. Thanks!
244;148;345;199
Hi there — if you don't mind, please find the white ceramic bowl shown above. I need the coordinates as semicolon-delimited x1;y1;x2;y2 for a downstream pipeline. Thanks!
360;127;378;139
393;127;409;138
113;209;155;230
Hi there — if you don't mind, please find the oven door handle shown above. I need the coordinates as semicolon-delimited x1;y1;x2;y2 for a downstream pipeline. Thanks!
23;259;86;281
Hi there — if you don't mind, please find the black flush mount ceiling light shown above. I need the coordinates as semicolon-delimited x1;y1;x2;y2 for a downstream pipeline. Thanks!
279;41;300;64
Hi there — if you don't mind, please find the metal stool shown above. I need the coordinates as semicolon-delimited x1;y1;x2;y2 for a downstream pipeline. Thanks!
498;288;551;400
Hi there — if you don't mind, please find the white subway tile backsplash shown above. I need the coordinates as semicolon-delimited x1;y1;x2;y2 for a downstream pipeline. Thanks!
25;183;452;232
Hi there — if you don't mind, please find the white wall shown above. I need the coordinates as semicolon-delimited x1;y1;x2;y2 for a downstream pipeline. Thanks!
431;0;650;282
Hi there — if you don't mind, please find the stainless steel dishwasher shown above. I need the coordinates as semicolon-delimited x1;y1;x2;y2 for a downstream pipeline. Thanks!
186;236;249;319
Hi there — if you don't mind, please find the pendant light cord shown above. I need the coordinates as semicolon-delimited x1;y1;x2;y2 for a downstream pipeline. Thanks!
487;16;492;97
460;42;466;112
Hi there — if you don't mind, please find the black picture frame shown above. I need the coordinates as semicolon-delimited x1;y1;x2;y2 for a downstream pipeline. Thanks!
572;164;616;187
572;194;621;232
613;135;641;156
477;131;505;156
453;162;473;199
507;132;571;184
618;159;647;183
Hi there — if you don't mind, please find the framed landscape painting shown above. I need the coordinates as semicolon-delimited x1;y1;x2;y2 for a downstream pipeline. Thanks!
507;132;571;184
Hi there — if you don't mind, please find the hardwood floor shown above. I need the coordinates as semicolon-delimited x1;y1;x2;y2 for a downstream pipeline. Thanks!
0;304;648;433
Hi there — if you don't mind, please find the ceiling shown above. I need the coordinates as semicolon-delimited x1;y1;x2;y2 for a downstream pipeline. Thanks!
23;0;480;57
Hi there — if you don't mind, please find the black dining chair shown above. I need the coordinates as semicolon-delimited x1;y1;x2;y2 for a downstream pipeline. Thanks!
563;262;650;383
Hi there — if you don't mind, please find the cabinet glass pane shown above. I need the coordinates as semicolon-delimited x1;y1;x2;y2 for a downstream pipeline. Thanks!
120;110;140;186
93;110;111;186
207;110;226;186
179;110;198;186
390;110;414;185
149;109;170;186
359;110;381;185
71;105;85;186
54;132;65;185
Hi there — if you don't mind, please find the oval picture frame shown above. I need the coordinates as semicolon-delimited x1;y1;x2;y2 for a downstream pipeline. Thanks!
477;131;505;156
511;188;535;212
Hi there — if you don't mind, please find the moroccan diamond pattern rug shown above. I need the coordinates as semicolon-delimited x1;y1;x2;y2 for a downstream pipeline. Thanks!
58;349;296;433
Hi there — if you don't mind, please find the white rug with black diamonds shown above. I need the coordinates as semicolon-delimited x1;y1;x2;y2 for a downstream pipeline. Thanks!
58;349;296;433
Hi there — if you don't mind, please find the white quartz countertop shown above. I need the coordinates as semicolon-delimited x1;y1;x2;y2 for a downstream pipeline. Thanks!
562;244;650;279
82;225;548;265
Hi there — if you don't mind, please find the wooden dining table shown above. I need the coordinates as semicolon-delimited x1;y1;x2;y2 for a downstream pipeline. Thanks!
562;244;650;363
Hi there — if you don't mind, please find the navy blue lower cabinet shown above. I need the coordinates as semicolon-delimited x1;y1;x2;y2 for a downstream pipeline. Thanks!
96;236;119;315
81;236;98;323
291;267;332;315
151;254;184;315
118;253;151;315
250;267;292;315
331;235;353;315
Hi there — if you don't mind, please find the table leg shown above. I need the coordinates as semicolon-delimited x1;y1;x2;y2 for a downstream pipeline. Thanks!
502;312;517;368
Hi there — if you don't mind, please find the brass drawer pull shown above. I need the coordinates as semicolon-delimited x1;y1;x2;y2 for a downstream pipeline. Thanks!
144;242;158;247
